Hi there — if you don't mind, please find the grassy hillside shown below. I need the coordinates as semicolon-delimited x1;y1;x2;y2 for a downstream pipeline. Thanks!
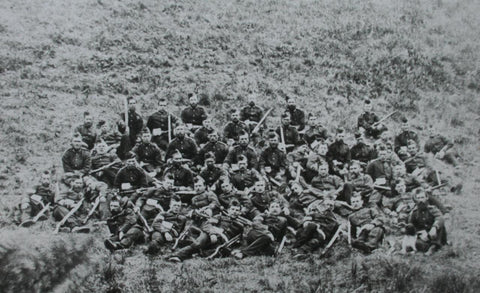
1;0;479;292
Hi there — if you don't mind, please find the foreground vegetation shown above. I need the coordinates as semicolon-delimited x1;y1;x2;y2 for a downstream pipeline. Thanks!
0;0;479;292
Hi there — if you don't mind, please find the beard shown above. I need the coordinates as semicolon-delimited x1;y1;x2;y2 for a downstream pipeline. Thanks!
417;201;428;211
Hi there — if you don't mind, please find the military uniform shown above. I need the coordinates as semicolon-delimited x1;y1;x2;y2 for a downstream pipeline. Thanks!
181;105;208;126
349;206;385;253
194;127;215;147
276;125;300;149
147;110;177;150
225;145;258;169
394;130;419;153
357;112;387;139
165;136;198;161
259;146;287;177
163;164;194;189
223;121;248;142
132;142;163;171
75;124;97;150
293;210;339;253
197;141;229;165
408;204;447;252
229;168;260;191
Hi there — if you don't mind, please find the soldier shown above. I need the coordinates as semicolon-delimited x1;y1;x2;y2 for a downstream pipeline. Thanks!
407;188;447;254
118;97;144;149
131;129;164;176
276;113;300;151
348;193;385;254
104;197;138;251
292;199;339;255
114;156;149;191
146;97;177;150
326;128;351;176
223;109;248;144
52;178;89;233
404;141;427;174
302;114;328;146
232;201;288;259
62;134;91;186
74;111;97;150
193;118;216;147
90;141;121;187
96;120;123;156
224;131;258;170
285;96;306;131
307;164;344;198
394;118;419;153
247;180;286;219
190;177;221;212
163;151;194;189
145;195;187;254
17;171;55;224
240;94;264;132
229;156;261;191
424;126;458;166
341;162;374;205
196;131;229;166
181;93;208;130
217;180;253;213
366;146;394;187
199;152;227;188
350;132;376;165
259;133;287;180
165;125;198;161
357;99;387;139
306;142;330;183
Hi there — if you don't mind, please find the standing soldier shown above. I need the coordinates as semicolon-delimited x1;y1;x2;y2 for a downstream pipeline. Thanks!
74;111;97;150
357;99;387;139
118;97;144;151
181;93;208;131
147;97;177;151
285;96;306;131
62;134;91;186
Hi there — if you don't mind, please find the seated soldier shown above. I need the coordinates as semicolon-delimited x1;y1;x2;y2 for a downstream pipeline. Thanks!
366;146;394;187
96;120;123;158
117;97;144;153
357;99;388;139
229;155;262;191
224;131;259;170
16;170;55;225
348;193;385;254
62;134;91;186
407;188;447;255
147;97;177;150
194;119;216;148
196;131;229;167
341;162;374;206
286;181;322;215
217;180;253;214
199;152;227;189
181;93;208;131
145;195;187;255
394;118;419;154
163;151;194;190
326;128;351;176
223;109;248;145
246;180;287;220
304;164;344;199
74;111;97;150
276;112;300;152
90;141;122;187
302;114;328;146
259;133;287;181
232;200;288;259
190;177;220;212
403;141;427;175
165;124;198;162
104;197;143;251
292;199;339;255
285;96;306;131
114;156;149;192
131;128;163;176
424;125;458;166
305;142;330;183
350;132;376;165
52;178;89;233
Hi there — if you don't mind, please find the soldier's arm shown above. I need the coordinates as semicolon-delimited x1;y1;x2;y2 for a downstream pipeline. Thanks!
82;151;92;174
62;151;74;173
429;206;445;229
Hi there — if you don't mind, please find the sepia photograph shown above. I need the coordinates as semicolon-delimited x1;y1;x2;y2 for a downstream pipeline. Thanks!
0;0;479;292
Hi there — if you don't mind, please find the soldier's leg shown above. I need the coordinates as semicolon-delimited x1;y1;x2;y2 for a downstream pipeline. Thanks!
173;231;210;261
120;227;144;248
365;227;384;250
293;223;317;249
241;231;274;257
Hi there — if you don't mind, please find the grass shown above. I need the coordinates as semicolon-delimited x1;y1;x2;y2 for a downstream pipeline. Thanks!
0;0;480;291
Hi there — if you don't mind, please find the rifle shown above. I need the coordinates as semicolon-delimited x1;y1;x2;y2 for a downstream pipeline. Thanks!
294;164;302;183
434;144;450;159
221;211;252;226
136;209;153;233
373;185;391;191
168;112;172;143
89;160;121;175
373;111;398;127
20;203;51;227
82;196;101;225
206;234;242;260
279;125;287;153
274;235;287;256
54;198;85;234
172;222;192;250
320;225;342;257
427;183;448;192
252;108;273;134
124;97;129;133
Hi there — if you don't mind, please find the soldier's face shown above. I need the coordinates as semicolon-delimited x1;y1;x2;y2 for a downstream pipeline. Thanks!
254;181;265;192
407;144;417;154
97;143;108;154
349;164;361;174
356;136;364;144
239;135;249;146
110;201;121;213
141;133;151;143
401;123;409;131
269;203;282;215
204;120;213;129
175;128;186;138
84;115;93;127
228;205;241;217
351;196;363;210
164;179;174;188
291;183;303;194
238;161;247;170
393;165;406;176
378;150;388;161
100;123;109;133
282;117;291;125
189;96;198;106
206;159;215;168
364;103;372;112
269;137;279;148
72;179;84;191
194;181;206;193
158;101;167;109
416;192;428;203
308;116;318;126
208;133;218;142
336;133;345;142
72;139;83;149
317;144;328;156
395;182;406;194
128;99;137;111
40;174;50;186
221;182;232;193
318;165;329;177
170;201;181;213
126;158;136;166
231;112;240;122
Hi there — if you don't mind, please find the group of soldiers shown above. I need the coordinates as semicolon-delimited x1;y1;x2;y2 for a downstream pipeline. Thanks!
15;94;461;261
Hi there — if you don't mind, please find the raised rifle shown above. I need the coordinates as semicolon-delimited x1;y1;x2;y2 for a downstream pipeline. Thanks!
172;222;193;250
82;195;101;225
252;108;273;134
274;235;287;257
54;198;85;234
136;209;153;233
206;234;242;260
168;112;172;143
320;225;342;257
372;111;398;127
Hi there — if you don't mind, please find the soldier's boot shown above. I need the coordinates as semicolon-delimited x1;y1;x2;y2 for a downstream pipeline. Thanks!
72;226;91;233
104;239;125;252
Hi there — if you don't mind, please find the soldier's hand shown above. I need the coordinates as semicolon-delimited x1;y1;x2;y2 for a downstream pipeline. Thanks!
210;234;218;244
283;207;290;216
133;206;140;213
436;151;445;159
418;230;429;241
428;226;437;238
119;231;125;240
165;232;173;242
267;233;275;242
